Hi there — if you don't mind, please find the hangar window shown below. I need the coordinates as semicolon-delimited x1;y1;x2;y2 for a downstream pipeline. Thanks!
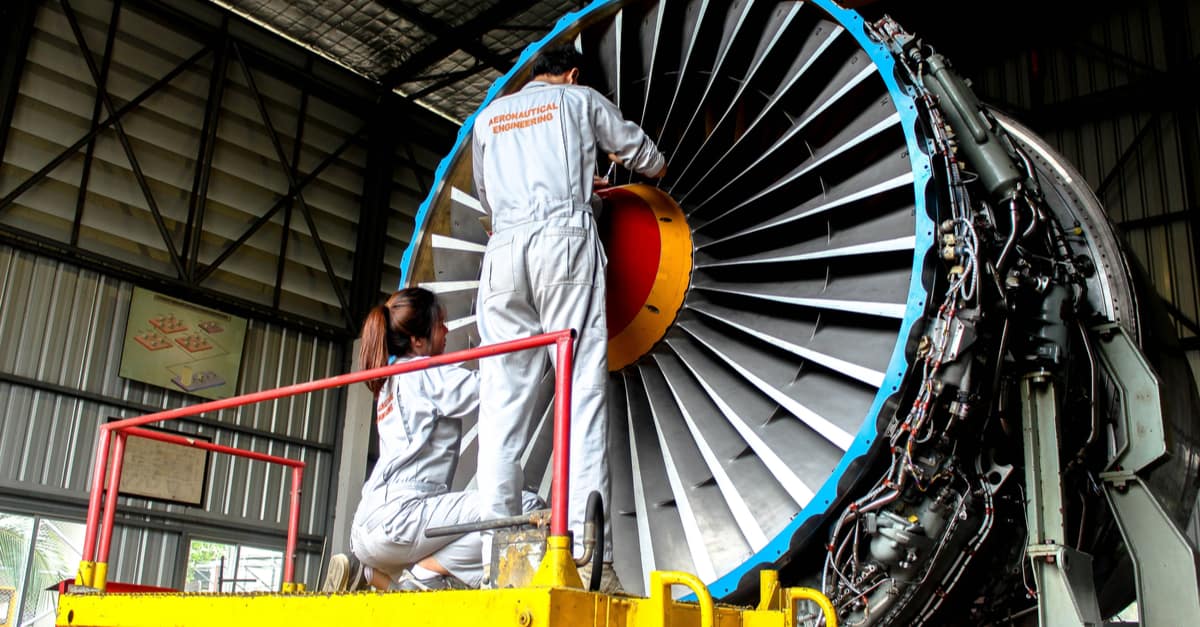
183;539;281;593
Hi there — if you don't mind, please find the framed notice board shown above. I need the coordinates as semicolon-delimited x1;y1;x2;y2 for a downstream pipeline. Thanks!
109;420;211;507
119;287;247;400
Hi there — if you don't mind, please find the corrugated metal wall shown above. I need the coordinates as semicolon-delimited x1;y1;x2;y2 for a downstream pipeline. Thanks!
381;138;437;293
973;0;1200;378
0;244;341;588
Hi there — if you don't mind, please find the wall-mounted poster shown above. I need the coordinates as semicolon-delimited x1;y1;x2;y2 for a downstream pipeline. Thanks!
109;420;211;507
119;287;247;400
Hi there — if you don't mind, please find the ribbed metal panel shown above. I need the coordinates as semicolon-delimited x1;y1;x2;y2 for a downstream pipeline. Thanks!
380;139;441;294
0;244;341;543
106;525;181;587
973;0;1199;345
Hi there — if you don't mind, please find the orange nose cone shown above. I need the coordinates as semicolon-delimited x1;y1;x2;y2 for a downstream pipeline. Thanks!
598;184;693;371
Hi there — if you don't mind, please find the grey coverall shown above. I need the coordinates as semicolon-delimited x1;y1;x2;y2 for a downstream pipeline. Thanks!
350;358;541;587
472;80;665;562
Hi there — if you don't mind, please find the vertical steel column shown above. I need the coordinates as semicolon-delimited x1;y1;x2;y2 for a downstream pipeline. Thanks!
530;330;582;589
349;100;395;321
1159;0;1200;329
0;0;38;167
550;332;575;538
70;0;121;247
78;425;112;588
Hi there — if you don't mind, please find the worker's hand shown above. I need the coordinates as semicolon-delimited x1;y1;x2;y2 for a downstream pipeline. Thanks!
593;175;611;190
607;152;623;165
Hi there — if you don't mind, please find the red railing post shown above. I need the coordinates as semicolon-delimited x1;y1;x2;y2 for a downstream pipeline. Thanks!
94;431;128;590
284;466;303;586
78;425;111;586
550;331;575;538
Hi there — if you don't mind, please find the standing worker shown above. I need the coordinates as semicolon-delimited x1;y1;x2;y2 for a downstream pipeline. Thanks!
471;45;666;592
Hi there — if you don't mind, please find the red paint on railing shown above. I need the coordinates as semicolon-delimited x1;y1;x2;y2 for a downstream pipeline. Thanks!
551;333;575;537
96;432;126;569
286;466;303;584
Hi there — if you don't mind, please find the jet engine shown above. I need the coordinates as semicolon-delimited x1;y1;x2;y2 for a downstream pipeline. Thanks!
400;1;1200;623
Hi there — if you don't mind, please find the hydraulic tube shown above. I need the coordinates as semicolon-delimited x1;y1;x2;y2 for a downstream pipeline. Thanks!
922;54;1023;199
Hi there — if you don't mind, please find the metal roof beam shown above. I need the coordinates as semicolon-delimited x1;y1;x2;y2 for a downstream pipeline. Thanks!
0;0;39;169
376;0;513;81
62;0;187;279
379;0;540;87
406;61;489;100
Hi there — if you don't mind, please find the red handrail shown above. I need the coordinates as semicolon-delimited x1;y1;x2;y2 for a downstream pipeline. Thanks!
96;427;306;585
77;329;575;592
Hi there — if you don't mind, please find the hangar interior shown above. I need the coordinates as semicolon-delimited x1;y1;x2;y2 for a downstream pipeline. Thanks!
0;0;1198;623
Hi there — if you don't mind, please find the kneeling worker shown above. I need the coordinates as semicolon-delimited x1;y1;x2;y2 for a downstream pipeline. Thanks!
324;288;541;591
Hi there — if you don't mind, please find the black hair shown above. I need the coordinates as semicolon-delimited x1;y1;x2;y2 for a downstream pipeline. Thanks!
530;45;585;78
359;287;441;394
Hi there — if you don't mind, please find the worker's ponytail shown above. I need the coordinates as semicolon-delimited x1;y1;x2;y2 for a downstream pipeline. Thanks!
358;287;441;395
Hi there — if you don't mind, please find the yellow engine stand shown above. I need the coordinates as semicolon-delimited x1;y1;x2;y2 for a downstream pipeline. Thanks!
57;570;836;627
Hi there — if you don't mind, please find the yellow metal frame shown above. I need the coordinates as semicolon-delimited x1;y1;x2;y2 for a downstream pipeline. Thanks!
2;585;16;627
57;570;834;627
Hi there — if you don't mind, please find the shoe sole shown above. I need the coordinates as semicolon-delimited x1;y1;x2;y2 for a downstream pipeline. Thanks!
322;556;349;592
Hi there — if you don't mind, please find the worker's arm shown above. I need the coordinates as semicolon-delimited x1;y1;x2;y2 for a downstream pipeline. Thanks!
427;365;480;419
471;128;493;214
589;89;666;178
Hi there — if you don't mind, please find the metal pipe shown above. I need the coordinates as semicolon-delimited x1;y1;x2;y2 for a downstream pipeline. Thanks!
787;587;839;627
97;432;128;571
79;425;112;581
286;466;303;585
995;199;1022;272
1066;320;1100;473
424;510;550;538
551;331;576;537
121;426;304;468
